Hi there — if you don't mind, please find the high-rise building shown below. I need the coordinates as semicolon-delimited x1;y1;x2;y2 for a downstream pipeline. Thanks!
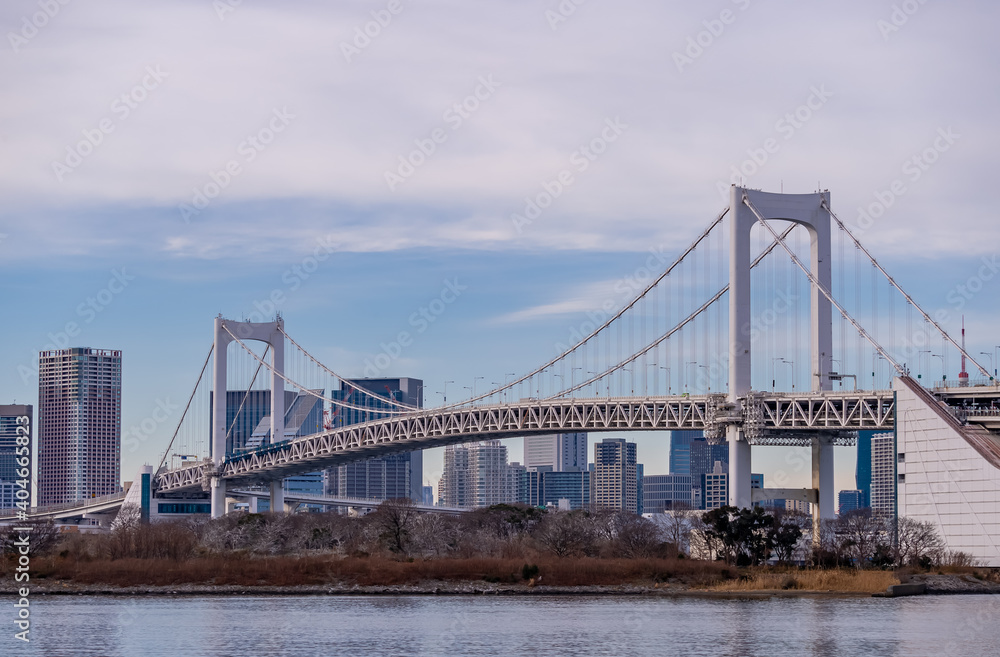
469;441;518;507
636;463;644;515
525;470;592;510
856;430;874;508
642;474;694;513
690;437;728;493
437;441;519;508
509;461;528;505
325;378;423;502
422;485;434;507
523;432;588;472
592;438;638;514
37;348;121;505
870;432;896;516
209;389;297;456
438;444;469;507
702;461;728;510
669;430;701;475
0;405;33;509
838;489;864;516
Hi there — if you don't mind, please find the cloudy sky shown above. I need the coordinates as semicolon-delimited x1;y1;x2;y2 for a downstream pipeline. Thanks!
2;0;999;496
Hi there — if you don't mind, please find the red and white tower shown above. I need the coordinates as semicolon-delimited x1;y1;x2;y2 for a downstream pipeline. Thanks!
958;316;969;386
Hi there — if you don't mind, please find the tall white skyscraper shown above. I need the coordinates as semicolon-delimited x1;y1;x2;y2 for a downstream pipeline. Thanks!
37;348;121;505
592;438;638;513
438;440;519;508
870;432;896;516
523;432;588;472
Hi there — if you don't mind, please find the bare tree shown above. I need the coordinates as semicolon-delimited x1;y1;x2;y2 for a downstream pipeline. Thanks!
532;511;595;557
894;517;943;567
372;498;418;555
836;508;886;568
659;505;696;557
608;512;662;559
1;520;59;557
107;504;142;559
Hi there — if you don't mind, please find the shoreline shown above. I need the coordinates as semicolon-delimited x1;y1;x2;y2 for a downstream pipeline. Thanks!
16;574;1000;598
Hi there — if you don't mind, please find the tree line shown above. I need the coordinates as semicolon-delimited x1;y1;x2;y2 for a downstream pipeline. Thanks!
1;501;975;570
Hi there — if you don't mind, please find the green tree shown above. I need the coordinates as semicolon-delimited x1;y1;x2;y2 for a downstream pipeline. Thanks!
770;520;803;565
702;506;775;566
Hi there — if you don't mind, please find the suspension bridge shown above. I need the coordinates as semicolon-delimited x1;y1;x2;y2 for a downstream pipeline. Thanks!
10;186;1000;558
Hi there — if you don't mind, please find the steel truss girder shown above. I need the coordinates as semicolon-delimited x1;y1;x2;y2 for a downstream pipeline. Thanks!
748;430;858;447
154;392;895;493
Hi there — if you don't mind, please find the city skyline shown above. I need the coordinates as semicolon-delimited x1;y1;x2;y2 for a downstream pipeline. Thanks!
3;1;1000;499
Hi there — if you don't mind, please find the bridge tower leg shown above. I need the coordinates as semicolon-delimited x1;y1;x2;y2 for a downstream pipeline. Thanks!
269;480;285;514
812;435;835;547
210;315;286;519
728;187;835;527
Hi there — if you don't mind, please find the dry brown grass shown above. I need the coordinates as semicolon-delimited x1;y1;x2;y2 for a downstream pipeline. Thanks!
707;568;900;594
15;554;734;588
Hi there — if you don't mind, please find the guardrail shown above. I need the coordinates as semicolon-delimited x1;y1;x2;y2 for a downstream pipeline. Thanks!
0;491;127;518
934;378;1000;390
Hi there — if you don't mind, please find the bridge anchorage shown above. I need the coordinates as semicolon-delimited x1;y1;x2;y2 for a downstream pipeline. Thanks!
133;184;1000;557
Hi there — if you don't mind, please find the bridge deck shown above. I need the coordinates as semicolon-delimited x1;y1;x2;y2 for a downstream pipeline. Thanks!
156;391;898;493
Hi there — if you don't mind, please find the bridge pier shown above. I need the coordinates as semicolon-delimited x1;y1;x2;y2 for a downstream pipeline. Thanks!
728;426;752;508
210;476;226;519
812;435;835;547
270;480;285;513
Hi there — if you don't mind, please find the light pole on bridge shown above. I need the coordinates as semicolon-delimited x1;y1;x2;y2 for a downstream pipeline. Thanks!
504;373;516;402
685;361;697;394
771;357;784;391
443;380;454;404
919;350;932;382
779;359;795;391
660;366;671;395
931;353;945;383
982;352;996;381
698;364;711;392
